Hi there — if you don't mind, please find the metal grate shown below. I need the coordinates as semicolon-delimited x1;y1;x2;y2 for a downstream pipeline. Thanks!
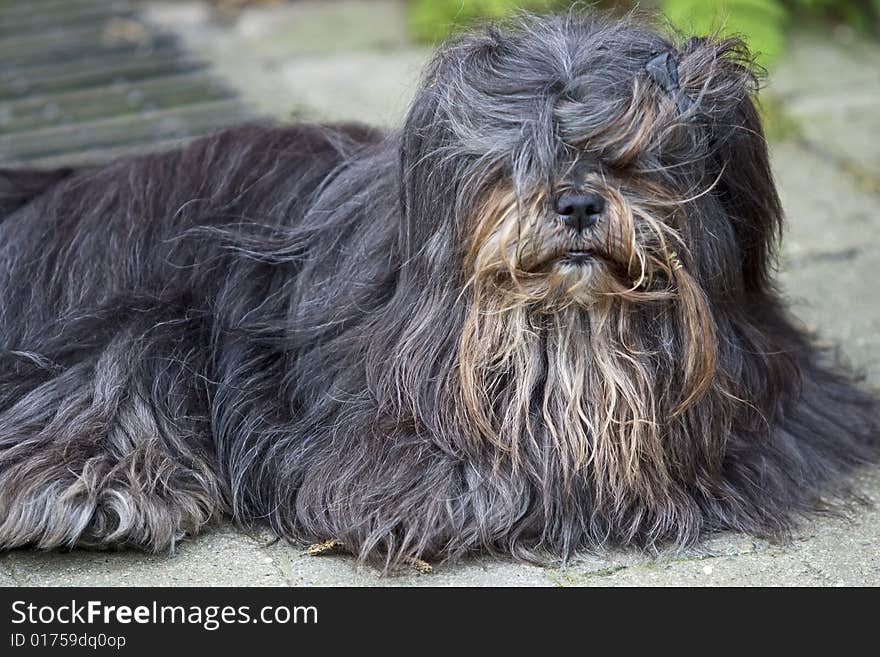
0;0;253;167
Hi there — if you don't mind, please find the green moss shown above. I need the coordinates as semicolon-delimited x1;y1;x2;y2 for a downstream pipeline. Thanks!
661;0;788;68
757;93;801;142
407;0;878;64
408;0;563;43
839;159;880;195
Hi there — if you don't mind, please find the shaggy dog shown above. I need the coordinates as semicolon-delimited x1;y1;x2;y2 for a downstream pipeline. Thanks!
0;12;877;568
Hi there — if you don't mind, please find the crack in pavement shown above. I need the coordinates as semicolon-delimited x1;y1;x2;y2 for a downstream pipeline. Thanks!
546;540;770;586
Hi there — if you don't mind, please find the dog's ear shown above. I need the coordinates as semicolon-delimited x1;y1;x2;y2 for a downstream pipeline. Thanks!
398;62;462;262
398;34;505;264
680;37;783;293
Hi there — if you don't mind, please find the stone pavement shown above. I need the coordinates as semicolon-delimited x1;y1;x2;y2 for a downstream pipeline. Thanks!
1;1;878;586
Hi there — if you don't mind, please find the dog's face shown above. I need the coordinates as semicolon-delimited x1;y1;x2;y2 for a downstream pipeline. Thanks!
400;15;781;312
391;14;789;492
469;155;684;308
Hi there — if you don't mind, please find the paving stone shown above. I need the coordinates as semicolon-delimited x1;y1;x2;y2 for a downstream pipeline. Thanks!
770;29;880;101
771;141;880;384
573;470;880;587
270;544;556;586
781;245;880;385
771;30;880;179
0;566;19;586
146;0;414;56
773;140;878;260
143;0;430;125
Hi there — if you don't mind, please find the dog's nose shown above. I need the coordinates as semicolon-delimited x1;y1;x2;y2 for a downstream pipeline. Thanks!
555;192;605;232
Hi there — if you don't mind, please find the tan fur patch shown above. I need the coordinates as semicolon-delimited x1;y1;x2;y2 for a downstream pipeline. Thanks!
455;172;721;504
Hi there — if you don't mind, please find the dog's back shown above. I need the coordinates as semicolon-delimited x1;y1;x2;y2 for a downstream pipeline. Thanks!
0;167;76;220
0;123;383;341
0;122;386;551
0;121;381;240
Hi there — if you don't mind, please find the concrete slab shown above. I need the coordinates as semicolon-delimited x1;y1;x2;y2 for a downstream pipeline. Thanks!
2;1;878;586
772;140;880;383
771;30;880;180
770;29;880;102
143;0;430;125
268;543;559;586
0;566;18;586
4;527;288;587
579;470;880;586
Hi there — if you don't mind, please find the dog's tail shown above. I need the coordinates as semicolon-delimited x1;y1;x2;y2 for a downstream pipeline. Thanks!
0;167;76;221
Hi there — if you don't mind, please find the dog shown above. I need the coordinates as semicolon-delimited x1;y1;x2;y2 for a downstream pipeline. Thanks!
0;11;877;568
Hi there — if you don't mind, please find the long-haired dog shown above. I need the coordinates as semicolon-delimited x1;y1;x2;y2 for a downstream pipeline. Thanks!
0;12;877;568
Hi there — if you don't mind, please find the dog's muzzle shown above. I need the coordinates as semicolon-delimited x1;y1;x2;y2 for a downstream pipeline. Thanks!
554;192;605;233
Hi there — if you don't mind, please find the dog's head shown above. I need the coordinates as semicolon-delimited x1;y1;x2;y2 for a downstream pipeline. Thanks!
392;14;788;478
400;13;781;312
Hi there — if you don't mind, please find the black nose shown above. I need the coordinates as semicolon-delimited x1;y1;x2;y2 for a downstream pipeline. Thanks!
555;192;605;232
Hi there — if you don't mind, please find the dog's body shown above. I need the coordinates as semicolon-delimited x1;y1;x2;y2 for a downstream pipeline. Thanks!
0;14;877;565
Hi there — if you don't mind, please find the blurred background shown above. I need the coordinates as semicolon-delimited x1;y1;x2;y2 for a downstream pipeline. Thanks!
1;0;877;167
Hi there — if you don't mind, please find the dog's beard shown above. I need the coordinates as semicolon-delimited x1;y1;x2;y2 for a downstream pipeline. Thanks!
458;186;722;500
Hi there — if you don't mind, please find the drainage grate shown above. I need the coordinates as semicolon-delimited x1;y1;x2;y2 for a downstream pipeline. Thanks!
0;0;253;168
